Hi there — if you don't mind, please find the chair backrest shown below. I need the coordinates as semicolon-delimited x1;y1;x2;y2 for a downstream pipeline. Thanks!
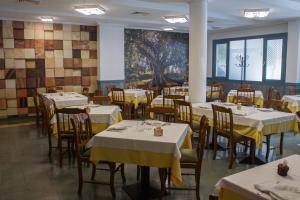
236;88;255;106
90;95;111;105
237;84;254;90
288;86;300;95
145;91;154;106
264;99;290;112
56;86;63;91
111;88;125;103
46;87;56;93
196;115;208;162
207;82;224;101
174;100;193;128
296;111;300;121
212;104;233;138
82;87;89;96
163;94;185;108
148;86;161;97
70;112;92;161
148;107;177;122
175;88;189;96
53;102;88;135
41;97;56;132
267;87;282;100
162;87;171;96
136;84;148;90
33;89;39;112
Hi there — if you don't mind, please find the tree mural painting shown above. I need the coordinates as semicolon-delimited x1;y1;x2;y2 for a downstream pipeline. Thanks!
125;29;189;86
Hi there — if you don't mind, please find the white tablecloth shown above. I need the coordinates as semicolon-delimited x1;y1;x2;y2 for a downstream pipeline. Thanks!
151;95;189;107
108;89;147;98
192;102;296;132
216;155;300;200
87;120;191;160
227;89;264;99
168;86;218;95
282;95;300;107
42;92;88;108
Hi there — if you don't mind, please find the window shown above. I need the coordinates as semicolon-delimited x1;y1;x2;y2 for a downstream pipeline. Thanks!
213;33;287;83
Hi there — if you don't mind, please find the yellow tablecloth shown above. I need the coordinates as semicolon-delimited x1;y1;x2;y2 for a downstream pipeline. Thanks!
287;104;300;113
192;114;299;147
89;132;192;187
219;188;247;200
227;96;264;107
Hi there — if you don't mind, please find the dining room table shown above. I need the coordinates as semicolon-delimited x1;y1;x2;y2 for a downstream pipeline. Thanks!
42;92;88;108
215;154;300;200
282;95;300;113
168;86;221;97
108;89;147;109
86;119;193;199
227;89;264;107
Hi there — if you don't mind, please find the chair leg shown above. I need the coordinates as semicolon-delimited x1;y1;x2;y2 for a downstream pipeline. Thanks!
47;130;52;158
108;162;116;199
213;131;217;160
58;136;63;167
77;161;83;195
158;168;166;198
228;141;235;169
195;168;201;200
266;135;271;162
136;165;140;181
167;169;171;187
250;140;256;164
121;164;126;184
280;132;284;155
91;163;96;180
206;126;211;148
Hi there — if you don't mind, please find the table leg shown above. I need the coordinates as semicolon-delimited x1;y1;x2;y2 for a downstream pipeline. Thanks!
239;141;265;165
123;166;162;200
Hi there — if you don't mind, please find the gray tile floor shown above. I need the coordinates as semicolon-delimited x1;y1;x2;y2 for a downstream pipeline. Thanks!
0;120;299;200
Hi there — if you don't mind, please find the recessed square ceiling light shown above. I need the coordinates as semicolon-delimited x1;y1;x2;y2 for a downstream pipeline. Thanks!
162;27;175;31
163;16;188;24
40;17;53;22
244;8;269;18
74;5;106;15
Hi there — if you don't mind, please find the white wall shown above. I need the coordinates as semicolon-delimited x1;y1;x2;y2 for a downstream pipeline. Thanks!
207;23;295;80
99;24;125;81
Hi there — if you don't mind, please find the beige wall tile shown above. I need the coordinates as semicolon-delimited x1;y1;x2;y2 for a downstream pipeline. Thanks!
5;80;16;89
0;49;4;58
44;23;53;30
64;86;73;92
53;30;63;40
35;48;45;58
7;108;18;116
6;89;16;98
55;57;63;68
72;25;80;32
81;32;89;41
2;21;13;39
45;58;55;68
0;89;5;98
15;59;26;69
63;40;72;49
72;32;81;40
24;49;35;58
45;50;54;58
55;68;64;77
34;29;44;39
26;59;35;68
63;50;72;58
81;50;89;59
3;39;14;48
89;41;97;50
63;24;72;31
5;59;15;69
7;99;17;108
73;86;82;93
27;97;34;107
24;22;34;29
82;59;97;68
73;70;81;76
34;23;44;30
64;69;73;77
44;31;54;40
54;50;63;58
63;31;72;40
24;29;34;39
4;49;15;58
37;87;46;93
46;69;54;77
14;49;25;59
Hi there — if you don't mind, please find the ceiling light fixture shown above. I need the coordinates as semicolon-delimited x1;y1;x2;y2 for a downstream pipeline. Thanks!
40;17;53;22
163;16;188;24
162;27;175;31
74;5;106;15
244;8;270;18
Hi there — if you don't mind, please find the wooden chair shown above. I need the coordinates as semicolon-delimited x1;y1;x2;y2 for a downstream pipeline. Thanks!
288;86;300;95
140;91;154;118
39;96;56;158
53;103;79;167
111;88;133;119
207;82;224;102
267;87;282;100
176;115;208;200
82;87;89;97
174;100;193;130
235;88;256;106
212;104;255;169
89;96;111;105
56;86;63;91
70;111;126;197
175;88;189;96
148;86;161;97
297;111;300;129
162;86;172;96
263;99;290;161
236;83;254;90
33;89;41;127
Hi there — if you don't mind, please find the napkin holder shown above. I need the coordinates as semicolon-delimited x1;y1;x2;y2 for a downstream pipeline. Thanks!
59;92;64;96
277;160;289;176
154;127;163;137
237;103;242;110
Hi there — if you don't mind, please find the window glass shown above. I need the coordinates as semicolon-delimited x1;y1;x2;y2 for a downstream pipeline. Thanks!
229;40;244;80
266;39;283;80
215;43;227;77
245;39;263;81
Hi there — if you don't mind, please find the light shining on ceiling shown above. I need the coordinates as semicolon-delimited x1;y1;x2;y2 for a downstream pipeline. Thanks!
74;5;106;15
163;16;188;24
244;8;270;18
162;27;174;31
40;17;53;22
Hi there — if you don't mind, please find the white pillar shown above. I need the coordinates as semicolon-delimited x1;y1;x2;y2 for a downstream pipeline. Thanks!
189;0;207;103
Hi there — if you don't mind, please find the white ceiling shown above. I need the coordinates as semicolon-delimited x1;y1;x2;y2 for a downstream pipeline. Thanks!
0;0;300;32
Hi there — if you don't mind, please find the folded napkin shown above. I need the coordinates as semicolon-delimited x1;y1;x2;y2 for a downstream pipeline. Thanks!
107;126;127;131
254;180;300;200
233;110;247;116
